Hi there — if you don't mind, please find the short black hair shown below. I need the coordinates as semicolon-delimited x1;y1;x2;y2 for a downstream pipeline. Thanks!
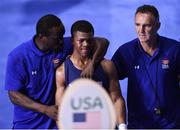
135;5;159;21
71;20;94;37
36;14;65;36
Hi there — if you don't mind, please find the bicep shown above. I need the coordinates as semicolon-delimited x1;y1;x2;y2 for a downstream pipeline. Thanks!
5;54;27;91
8;91;20;104
8;90;34;106
55;65;66;106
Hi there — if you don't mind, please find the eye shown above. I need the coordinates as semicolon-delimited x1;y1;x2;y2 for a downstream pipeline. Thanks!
145;24;152;28
78;39;84;43
135;23;140;26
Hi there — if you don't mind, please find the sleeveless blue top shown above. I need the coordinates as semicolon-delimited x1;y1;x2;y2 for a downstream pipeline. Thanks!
64;57;109;92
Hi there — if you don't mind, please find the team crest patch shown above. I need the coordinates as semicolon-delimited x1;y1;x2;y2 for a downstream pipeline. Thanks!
52;58;60;64
52;58;60;68
162;58;169;69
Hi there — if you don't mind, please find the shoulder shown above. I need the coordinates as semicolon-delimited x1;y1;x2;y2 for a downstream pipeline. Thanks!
56;63;65;82
56;63;65;76
119;38;138;49
8;40;31;60
159;35;180;52
63;37;71;43
159;35;179;43
113;38;139;56
63;37;72;47
112;38;139;61
62;37;73;53
159;36;180;47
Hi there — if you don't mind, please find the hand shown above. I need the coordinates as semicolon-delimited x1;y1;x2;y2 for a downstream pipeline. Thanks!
80;60;94;79
44;105;58;121
118;123;127;130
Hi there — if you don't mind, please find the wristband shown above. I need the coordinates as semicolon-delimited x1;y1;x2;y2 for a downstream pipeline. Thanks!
118;123;127;130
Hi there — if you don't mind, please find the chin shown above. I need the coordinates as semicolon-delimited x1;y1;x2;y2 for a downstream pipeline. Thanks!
81;54;88;57
81;51;89;56
139;38;148;43
80;53;89;58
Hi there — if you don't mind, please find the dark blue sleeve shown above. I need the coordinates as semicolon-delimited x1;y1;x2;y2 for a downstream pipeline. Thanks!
63;37;73;56
177;44;180;77
111;47;127;80
5;53;27;91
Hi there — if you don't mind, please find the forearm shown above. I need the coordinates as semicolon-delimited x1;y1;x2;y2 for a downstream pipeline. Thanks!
80;38;109;78
55;79;66;127
92;37;109;66
55;87;63;127
114;97;126;124
8;91;47;114
55;87;65;106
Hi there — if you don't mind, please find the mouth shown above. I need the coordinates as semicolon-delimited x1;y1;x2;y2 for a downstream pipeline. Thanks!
139;34;146;36
139;35;147;38
81;48;89;55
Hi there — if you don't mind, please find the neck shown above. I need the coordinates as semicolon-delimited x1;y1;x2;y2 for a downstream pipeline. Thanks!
140;37;158;56
70;54;90;70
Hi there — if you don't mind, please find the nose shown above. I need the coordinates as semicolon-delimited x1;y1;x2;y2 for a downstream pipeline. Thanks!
82;40;88;46
139;26;145;33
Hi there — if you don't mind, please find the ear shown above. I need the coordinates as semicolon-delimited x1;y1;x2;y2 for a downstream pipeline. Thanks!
38;34;45;39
